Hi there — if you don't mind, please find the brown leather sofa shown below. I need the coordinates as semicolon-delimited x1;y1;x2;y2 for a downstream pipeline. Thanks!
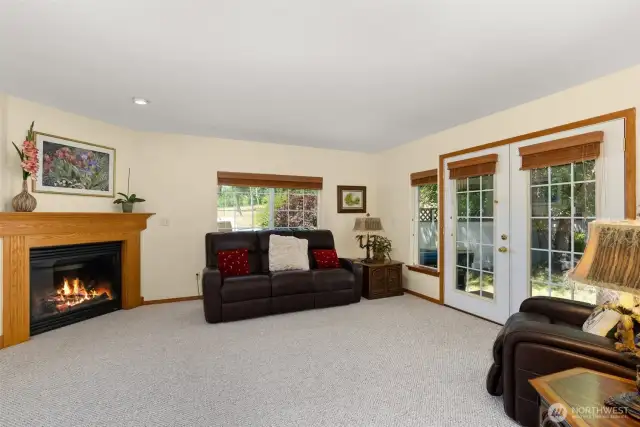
487;296;637;427
202;229;362;323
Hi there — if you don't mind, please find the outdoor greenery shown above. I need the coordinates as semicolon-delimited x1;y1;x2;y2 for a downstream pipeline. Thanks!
217;186;318;229
419;183;438;208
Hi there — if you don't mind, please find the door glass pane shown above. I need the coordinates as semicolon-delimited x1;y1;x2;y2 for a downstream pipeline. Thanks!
455;175;494;300
529;162;596;303
468;192;481;217
468;176;481;191
531;187;548;217
481;191;494;217
481;245;494;272
481;273;494;299
550;219;571;251
457;194;467;217
550;185;571;217
531;219;549;249
481;175;493;190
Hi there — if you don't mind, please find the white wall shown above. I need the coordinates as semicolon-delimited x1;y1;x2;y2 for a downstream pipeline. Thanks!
0;96;378;335
379;64;640;301
135;132;377;300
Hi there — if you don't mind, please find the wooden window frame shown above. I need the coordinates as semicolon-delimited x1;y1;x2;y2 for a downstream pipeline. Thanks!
411;176;440;276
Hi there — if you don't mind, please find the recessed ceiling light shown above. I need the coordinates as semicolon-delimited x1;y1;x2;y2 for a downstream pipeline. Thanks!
132;97;150;105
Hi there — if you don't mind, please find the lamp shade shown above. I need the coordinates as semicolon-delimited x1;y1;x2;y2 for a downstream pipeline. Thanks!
353;216;384;232
568;220;640;295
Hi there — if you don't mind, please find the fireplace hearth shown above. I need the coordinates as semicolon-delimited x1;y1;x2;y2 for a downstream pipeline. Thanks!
30;242;122;335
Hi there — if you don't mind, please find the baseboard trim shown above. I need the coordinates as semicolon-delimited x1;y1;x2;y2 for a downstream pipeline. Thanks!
444;304;503;326
403;288;442;305
142;295;203;305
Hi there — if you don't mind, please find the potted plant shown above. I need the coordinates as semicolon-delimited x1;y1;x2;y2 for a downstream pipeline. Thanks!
113;169;145;213
371;236;392;262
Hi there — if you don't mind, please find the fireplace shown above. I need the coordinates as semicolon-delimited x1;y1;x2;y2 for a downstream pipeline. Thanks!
30;242;122;335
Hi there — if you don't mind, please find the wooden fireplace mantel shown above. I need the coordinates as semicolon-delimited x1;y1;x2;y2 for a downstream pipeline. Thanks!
0;212;154;348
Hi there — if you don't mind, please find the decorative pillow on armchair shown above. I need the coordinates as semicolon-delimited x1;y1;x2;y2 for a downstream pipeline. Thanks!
218;248;250;277
582;307;621;337
312;249;340;269
269;235;309;271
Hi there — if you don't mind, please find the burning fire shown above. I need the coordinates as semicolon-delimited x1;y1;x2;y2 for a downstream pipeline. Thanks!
54;277;112;311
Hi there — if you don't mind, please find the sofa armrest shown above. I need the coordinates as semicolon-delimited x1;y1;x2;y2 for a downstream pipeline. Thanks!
503;319;635;368
340;258;363;302
202;267;222;323
519;296;594;327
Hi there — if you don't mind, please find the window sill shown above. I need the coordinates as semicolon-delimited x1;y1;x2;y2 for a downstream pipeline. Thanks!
407;265;440;277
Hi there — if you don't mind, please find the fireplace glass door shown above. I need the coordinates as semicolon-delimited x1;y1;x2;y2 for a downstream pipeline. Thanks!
30;242;122;335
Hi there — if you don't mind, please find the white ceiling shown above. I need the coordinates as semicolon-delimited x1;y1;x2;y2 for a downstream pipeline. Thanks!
1;1;639;152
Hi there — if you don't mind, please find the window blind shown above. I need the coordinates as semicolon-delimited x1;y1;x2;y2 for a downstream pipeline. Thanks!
518;131;604;170
447;154;498;180
217;172;323;189
410;169;437;186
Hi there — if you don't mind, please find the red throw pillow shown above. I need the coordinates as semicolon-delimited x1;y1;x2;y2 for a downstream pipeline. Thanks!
312;249;341;269
218;249;250;277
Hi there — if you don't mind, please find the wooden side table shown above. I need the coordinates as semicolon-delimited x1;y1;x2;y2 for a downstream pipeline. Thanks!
358;260;403;299
529;368;640;426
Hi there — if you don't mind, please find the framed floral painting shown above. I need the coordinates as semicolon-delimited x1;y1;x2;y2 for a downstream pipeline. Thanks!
34;132;116;197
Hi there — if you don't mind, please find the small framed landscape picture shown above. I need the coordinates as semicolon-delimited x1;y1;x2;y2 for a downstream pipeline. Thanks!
337;185;366;213
34;132;116;197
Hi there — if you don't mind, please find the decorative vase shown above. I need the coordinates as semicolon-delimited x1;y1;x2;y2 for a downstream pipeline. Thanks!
122;202;134;213
12;180;37;212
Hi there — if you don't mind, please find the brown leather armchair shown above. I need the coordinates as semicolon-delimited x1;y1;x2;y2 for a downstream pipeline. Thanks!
487;296;637;427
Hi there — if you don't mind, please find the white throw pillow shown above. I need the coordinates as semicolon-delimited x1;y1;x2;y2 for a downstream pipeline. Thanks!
268;235;309;272
582;308;621;336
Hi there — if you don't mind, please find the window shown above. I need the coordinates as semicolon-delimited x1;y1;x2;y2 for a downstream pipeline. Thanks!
455;175;494;299
217;186;319;231
416;183;438;268
530;160;597;304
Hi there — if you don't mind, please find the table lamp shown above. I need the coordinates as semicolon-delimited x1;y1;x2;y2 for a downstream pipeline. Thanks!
568;219;640;416
353;214;383;263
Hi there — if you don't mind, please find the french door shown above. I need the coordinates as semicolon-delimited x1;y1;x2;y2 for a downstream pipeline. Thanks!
444;119;626;324
443;145;511;323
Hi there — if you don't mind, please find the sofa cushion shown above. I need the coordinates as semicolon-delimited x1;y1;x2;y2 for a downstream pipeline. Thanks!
221;275;271;303
218;249;250;278
311;268;354;292
271;270;313;296
206;231;262;273
312;249;340;269
294;230;335;268
269;234;309;272
257;230;295;273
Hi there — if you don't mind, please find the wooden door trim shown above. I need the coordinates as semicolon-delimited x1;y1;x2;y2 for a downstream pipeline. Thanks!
437;108;636;305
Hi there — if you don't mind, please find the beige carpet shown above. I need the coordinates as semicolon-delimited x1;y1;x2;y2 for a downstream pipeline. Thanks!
0;295;515;426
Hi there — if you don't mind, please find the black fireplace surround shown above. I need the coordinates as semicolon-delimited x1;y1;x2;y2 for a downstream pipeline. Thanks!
30;242;122;335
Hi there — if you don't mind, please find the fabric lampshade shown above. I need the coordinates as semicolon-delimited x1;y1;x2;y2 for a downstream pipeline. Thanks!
353;216;384;233
568;220;640;295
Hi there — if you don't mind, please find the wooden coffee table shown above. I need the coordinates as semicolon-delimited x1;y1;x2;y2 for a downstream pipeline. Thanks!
530;368;640;426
